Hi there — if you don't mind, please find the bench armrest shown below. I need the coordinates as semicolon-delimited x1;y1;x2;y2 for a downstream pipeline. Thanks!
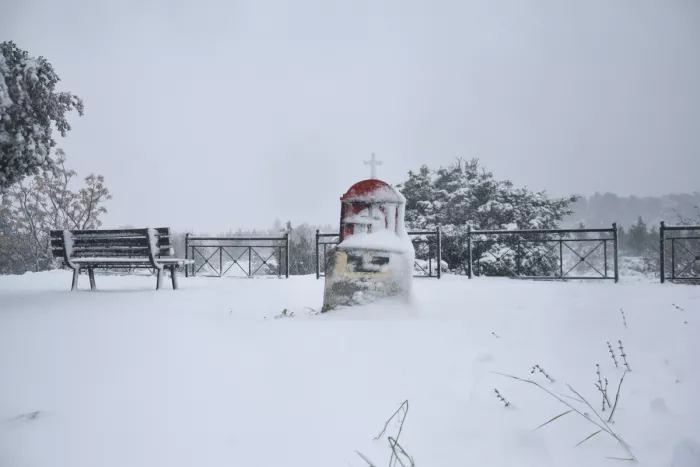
62;230;78;269
146;227;164;270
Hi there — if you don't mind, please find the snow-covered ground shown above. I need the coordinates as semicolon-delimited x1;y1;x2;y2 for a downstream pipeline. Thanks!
1;271;699;467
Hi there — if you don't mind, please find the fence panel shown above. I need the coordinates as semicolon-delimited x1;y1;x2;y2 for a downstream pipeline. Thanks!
467;225;618;282
660;222;700;283
185;234;290;278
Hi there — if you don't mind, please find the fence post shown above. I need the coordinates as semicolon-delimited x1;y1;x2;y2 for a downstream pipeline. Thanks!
285;232;290;278
660;221;665;283
559;240;563;278
315;230;320;279
185;233;189;278
604;239;608;278
428;241;433;277
467;225;473;279
613;222;619;283
436;226;442;279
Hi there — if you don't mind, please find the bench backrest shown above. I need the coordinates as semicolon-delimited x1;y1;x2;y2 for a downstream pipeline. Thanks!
50;228;174;261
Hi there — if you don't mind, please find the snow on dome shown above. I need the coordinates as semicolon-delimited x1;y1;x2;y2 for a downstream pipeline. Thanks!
341;179;403;203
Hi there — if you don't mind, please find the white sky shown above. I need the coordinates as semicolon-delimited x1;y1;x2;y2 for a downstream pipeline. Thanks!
3;0;699;232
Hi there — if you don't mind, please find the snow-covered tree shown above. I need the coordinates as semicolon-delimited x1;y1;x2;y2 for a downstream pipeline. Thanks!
397;159;577;275
268;221;322;276
0;151;111;274
0;41;84;190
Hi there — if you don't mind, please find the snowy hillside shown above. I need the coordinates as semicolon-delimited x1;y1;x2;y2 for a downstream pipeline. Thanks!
1;272;699;467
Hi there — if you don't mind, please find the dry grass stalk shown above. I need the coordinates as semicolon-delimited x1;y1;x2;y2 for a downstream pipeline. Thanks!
494;372;636;461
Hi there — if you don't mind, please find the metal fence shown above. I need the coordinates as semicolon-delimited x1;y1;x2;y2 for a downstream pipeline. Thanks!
182;225;623;282
467;225;619;282
660;222;700;283
315;231;339;279
314;229;442;279
408;230;442;278
185;234;290;278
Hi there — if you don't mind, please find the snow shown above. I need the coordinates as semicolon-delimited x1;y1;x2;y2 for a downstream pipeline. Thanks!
147;227;160;257
343;185;403;203
673;439;700;467
339;229;414;254
62;229;73;259
413;258;448;275
336;188;413;259
1;272;699;467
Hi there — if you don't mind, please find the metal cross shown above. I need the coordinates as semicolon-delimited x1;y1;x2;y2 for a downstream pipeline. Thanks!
364;153;382;179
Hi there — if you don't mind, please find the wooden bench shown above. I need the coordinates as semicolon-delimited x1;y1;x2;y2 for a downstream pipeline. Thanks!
50;228;193;291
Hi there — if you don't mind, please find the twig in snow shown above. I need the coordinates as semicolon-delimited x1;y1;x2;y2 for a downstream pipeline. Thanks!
356;451;378;467
10;410;41;422
554;390;585;404
493;372;636;461
575;430;602;447
374;401;412;467
607;370;628;423
607;342;619;368
534;410;573;431
388;437;415;467
567;384;634;458
531;364;555;382
595;364;612;411
374;400;409;441
618;340;631;371
492;332;500;339
620;309;627;328
494;388;511;407
274;308;295;319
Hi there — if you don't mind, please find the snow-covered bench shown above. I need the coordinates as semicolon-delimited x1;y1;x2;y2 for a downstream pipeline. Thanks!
50;228;193;291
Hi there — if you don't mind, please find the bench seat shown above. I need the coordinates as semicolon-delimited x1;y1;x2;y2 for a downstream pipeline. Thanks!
50;227;193;291
71;258;191;265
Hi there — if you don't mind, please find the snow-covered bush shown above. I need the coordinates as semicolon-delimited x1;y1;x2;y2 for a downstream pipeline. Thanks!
397;159;577;275
0;41;84;190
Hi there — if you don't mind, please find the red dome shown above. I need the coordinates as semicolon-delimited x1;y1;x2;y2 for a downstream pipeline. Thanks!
340;179;402;203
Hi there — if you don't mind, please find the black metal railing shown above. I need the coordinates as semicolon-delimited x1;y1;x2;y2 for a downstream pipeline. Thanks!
315;231;339;279
467;224;619;282
660;222;700;283
408;229;442;278
314;229;442;279
185;234;290;278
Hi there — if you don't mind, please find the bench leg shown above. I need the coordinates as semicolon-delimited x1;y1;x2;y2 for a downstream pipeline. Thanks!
156;268;163;290
88;267;96;291
71;267;80;291
171;265;179;290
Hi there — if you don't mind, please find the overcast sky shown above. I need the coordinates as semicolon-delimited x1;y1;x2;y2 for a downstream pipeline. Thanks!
3;0;699;232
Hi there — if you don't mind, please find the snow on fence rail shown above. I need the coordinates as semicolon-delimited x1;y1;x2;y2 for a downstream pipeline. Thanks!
184;234;290;278
466;224;619;282
660;222;700;283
